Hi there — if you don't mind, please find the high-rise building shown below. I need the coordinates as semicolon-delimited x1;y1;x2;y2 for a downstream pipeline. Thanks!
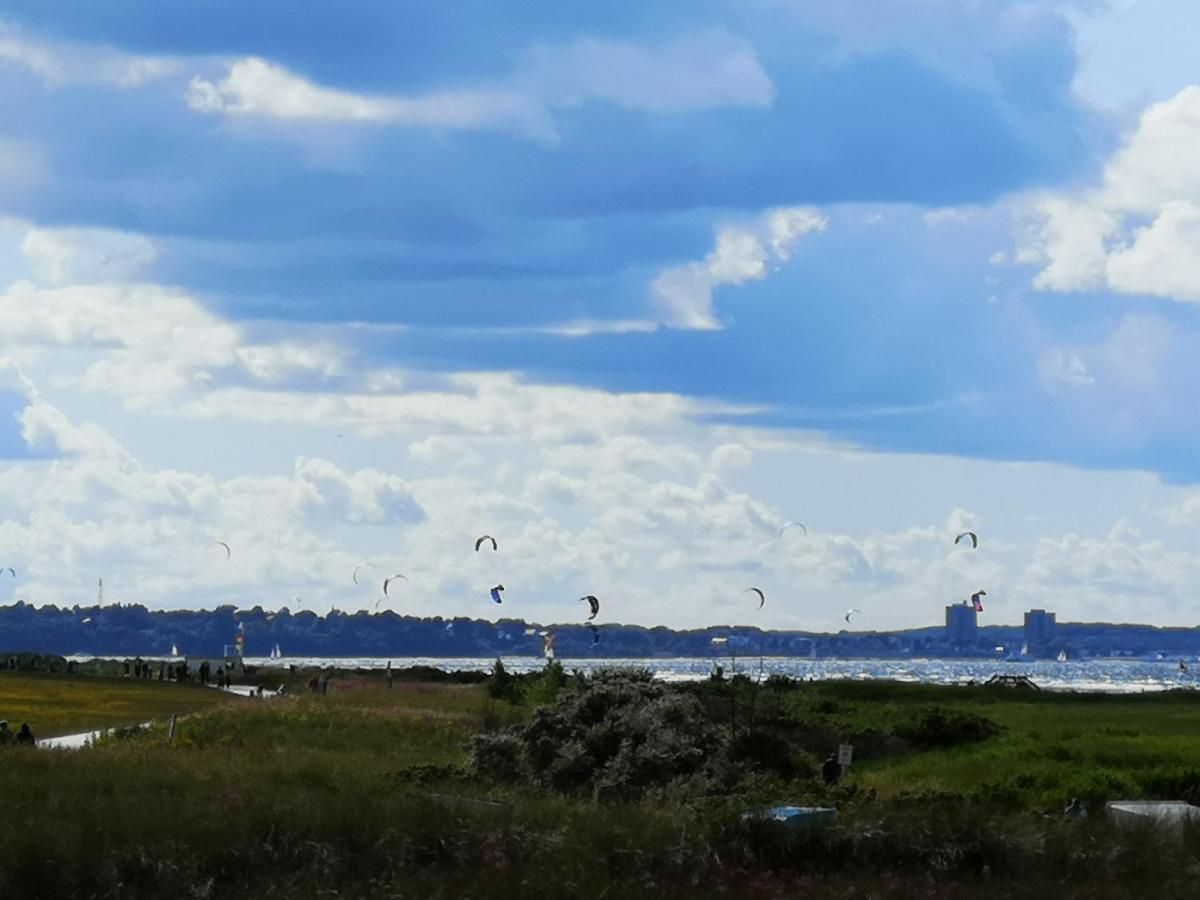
1024;609;1056;646
945;602;977;642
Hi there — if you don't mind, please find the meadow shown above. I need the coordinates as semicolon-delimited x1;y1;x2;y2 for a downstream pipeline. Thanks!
0;670;234;738
3;666;1200;897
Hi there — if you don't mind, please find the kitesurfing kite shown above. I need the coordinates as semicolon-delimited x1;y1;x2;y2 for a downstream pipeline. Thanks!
844;608;862;624
475;535;498;552
207;541;231;559
352;563;376;585
580;594;600;620
382;573;407;597
971;590;986;612
955;531;979;549
779;522;807;538
490;584;505;604
0;568;13;577
745;587;766;610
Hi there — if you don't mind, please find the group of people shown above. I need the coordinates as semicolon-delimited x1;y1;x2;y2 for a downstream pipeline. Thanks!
307;672;332;694
0;720;34;746
123;657;193;683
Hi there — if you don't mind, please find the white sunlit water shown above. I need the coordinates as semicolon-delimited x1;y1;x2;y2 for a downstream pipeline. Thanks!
208;655;1200;694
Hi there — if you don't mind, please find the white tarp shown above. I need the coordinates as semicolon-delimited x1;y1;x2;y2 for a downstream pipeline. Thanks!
1106;801;1200;832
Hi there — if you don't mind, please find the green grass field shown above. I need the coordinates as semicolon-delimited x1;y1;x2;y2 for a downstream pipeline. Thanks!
3;669;1200;897
0;671;239;737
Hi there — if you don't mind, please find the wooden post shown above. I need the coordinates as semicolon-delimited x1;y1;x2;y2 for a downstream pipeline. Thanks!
168;714;177;742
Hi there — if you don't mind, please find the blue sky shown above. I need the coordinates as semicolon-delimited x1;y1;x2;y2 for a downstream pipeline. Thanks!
1;2;1200;633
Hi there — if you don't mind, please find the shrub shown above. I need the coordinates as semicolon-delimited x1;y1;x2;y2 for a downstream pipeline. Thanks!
467;730;526;783
893;705;1000;749
730;727;801;778
486;658;519;702
468;669;722;800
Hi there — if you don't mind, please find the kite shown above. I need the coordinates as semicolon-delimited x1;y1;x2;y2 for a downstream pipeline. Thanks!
382;574;407;597
475;535;498;552
207;541;231;559
352;563;376;585
954;532;979;549
971;590;986;612
490;584;505;604
580;594;600;620
744;587;766;610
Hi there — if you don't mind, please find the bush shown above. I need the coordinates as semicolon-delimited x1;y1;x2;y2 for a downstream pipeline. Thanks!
468;669;722;800
466;731;526;783
730;727;802;778
893;705;1000;749
486;658;520;702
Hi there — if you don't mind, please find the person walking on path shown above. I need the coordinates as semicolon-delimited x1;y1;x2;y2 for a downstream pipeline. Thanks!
15;723;34;746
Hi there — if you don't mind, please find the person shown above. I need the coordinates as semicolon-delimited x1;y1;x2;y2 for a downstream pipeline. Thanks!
386;662;394;689
308;674;319;694
1065;797;1087;819
319;673;330;695
15;723;34;746
0;720;11;746
199;660;211;685
158;661;166;681
821;753;841;786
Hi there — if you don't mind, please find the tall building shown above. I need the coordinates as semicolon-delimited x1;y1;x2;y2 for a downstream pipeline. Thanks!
1024;609;1056;646
945;602;977;642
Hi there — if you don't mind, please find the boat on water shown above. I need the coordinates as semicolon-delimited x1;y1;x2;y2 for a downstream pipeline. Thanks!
170;644;180;657
1057;649;1068;663
270;643;282;660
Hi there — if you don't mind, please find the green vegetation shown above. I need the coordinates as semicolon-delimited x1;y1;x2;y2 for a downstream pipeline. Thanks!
3;665;1200;896
0;671;234;737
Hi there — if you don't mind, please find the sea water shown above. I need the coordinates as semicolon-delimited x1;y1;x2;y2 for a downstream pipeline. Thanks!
214;655;1196;694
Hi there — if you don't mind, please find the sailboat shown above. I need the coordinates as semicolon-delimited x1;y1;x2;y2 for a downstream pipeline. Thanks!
1057;649;1068;663
170;644;180;658
270;643;282;660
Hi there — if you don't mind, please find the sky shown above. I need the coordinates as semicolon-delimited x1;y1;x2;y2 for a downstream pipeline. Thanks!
1;1;1200;633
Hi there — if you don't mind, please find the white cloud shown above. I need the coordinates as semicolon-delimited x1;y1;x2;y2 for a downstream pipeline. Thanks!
651;206;826;329
186;33;772;143
1020;86;1200;303
187;57;558;141
0;23;179;87
21;226;157;285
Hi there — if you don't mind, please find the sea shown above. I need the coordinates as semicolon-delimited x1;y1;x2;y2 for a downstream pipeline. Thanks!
213;655;1198;694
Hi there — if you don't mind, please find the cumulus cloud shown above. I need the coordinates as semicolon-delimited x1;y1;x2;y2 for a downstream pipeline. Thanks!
651;207;826;329
1019;86;1200;303
293;456;424;526
0;278;344;407
21;226;157;285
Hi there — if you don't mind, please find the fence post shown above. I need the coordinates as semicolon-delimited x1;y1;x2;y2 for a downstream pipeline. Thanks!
168;714;177;742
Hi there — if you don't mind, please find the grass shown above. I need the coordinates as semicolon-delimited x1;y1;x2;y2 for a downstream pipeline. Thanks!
4;669;1200;896
0;671;237;738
